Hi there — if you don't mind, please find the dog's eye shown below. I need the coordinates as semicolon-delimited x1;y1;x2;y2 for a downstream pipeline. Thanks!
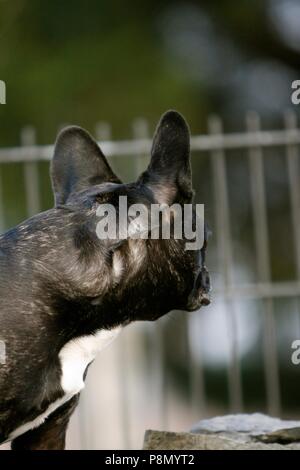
95;193;111;204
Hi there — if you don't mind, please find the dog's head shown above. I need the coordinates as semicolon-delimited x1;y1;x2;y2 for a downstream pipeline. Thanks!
50;110;210;324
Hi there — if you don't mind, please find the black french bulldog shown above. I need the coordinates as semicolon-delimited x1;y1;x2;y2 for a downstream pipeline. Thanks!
0;110;210;450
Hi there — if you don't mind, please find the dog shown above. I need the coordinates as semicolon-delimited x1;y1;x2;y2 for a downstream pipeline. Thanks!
0;110;210;449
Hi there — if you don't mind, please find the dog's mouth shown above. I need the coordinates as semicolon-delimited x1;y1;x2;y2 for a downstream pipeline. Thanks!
185;290;211;312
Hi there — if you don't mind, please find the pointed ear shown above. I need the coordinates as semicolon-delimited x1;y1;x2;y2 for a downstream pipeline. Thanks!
51;126;121;206
138;110;193;204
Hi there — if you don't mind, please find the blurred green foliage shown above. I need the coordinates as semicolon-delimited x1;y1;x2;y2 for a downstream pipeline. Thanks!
1;0;300;145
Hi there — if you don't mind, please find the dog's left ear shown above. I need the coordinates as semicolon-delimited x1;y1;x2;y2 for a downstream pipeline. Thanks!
51;126;121;206
138;110;193;204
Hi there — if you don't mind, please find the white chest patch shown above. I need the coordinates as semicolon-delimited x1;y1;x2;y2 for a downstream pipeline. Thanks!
8;327;121;442
59;327;122;395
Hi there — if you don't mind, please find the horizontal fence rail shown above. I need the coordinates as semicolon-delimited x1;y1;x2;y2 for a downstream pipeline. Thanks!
1;128;300;162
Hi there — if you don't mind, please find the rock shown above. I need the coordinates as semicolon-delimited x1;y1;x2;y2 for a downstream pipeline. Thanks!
143;414;300;450
190;413;300;435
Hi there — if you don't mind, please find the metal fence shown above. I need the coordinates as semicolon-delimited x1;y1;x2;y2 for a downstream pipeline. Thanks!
0;110;300;449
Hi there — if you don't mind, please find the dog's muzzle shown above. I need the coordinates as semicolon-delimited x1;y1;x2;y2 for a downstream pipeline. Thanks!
186;267;211;311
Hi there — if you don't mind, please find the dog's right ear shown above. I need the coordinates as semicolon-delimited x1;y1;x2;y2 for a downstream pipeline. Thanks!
51;126;121;206
138;110;193;204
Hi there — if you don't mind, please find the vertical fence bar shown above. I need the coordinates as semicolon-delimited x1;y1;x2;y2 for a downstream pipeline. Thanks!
284;110;300;335
209;115;243;412
246;111;280;416
188;138;206;419
132;117;149;176
115;332;131;449
21;127;40;217
95;121;112;142
95;122;114;173
188;313;207;418
95;121;119;184
284;110;300;275
95;121;113;174
150;320;168;429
